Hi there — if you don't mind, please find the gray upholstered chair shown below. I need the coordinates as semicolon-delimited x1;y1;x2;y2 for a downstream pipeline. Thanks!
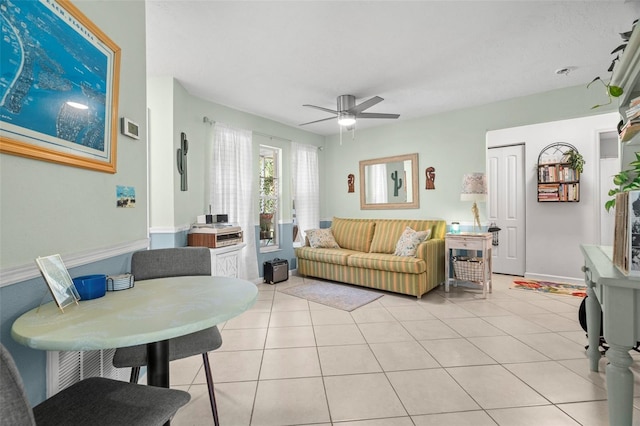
113;247;222;426
0;343;189;426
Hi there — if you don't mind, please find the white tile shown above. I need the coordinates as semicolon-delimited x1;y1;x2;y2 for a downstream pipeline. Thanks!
265;325;316;348
252;377;330;426
268;310;312;327
453;300;514;317
412;410;498;426
523;313;583;332
271;297;309;312
420;302;475;319
483;315;552;335
172;381;257;426
420;338;497;367
358;322;415;343
207;350;262;382
387;369;480;415
386;305;436;321
369;340;439;371
260;347;321;379
487;405;581;426
468;335;549;363
504;361;608;403
513;332;587;360
222;311;271;329
489;300;551;315
318;344;382;375
310;308;355;325
351;307;397;323
336;418;415;426
324;373;407;421
169;354;202;386
219;328;267;351
558;400;640;426
314;324;366;346
402;319;461;340
444;317;507;337
447;365;548;409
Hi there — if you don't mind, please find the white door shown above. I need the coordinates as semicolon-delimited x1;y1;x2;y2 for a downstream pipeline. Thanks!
487;144;525;275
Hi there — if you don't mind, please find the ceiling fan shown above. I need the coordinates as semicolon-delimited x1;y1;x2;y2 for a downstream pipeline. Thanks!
299;94;400;129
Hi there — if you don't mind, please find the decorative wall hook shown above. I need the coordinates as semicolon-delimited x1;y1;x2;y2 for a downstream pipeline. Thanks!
177;132;189;191
425;167;436;190
347;174;355;193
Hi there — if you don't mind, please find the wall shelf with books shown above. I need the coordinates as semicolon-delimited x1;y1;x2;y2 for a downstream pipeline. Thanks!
537;142;581;202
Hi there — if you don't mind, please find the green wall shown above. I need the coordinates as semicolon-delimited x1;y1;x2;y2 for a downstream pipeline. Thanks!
322;84;617;222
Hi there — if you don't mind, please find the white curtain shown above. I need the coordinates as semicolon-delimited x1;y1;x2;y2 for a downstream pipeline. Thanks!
292;142;319;242
211;123;258;280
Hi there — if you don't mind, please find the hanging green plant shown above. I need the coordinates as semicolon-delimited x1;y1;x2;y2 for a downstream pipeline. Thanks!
587;19;637;109
563;149;584;174
605;152;640;212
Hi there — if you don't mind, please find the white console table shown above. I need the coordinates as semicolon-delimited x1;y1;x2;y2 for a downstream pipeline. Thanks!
210;244;246;278
580;244;640;426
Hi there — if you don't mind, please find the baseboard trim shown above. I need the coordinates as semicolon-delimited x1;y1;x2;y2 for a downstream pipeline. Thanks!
523;272;584;286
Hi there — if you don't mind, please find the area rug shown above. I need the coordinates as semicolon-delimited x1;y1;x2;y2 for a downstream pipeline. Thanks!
510;279;587;298
279;280;384;311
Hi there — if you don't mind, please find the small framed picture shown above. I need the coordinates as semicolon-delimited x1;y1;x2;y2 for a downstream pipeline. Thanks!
35;254;80;312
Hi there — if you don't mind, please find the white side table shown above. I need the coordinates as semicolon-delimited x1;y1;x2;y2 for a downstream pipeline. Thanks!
445;232;493;298
210;243;246;277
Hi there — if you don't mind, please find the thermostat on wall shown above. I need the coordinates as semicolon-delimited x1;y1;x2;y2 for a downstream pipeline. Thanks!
120;117;140;139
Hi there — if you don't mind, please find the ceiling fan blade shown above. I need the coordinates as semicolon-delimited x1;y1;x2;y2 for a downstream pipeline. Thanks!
299;116;336;126
349;96;383;114
303;104;338;115
356;112;400;119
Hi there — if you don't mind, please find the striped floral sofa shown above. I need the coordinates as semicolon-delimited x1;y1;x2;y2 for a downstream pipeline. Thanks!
295;217;446;298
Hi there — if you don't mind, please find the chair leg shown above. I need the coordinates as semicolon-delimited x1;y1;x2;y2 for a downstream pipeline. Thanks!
129;367;141;384
202;353;219;426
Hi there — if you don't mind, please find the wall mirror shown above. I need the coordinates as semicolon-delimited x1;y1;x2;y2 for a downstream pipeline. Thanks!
359;153;419;209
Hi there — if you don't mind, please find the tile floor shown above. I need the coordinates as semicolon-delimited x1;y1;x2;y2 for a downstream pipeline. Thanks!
164;273;640;425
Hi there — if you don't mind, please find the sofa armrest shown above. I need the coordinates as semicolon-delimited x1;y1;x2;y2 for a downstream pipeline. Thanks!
416;238;445;284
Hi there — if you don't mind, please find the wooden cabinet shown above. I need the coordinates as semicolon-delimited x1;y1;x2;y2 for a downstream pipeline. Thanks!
537;142;581;202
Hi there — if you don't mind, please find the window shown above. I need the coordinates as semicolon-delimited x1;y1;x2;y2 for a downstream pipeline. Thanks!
259;146;280;249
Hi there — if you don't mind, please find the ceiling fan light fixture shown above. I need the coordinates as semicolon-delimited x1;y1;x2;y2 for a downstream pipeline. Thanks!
338;113;356;126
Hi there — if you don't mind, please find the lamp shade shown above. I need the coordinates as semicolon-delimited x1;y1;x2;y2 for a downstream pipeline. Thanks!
460;173;487;202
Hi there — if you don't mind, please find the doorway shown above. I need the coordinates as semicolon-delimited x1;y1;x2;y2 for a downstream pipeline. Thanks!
487;144;525;275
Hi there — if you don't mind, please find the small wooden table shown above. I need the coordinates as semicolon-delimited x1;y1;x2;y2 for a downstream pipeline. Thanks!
445;232;493;298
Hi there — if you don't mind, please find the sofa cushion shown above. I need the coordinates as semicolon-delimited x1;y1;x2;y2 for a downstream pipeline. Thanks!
370;220;434;254
295;247;356;266
347;252;426;274
306;228;340;248
331;218;376;252
394;227;431;257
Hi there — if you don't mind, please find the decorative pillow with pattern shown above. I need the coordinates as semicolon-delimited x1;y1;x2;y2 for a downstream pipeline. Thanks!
394;227;431;257
306;228;340;248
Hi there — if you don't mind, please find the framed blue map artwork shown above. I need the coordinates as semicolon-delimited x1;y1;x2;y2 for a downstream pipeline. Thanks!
0;0;121;173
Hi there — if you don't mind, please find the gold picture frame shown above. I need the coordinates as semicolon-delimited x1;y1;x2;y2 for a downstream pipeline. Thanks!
0;0;121;173
359;153;420;209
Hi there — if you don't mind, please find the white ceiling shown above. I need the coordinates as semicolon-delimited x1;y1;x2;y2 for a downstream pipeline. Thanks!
145;1;640;136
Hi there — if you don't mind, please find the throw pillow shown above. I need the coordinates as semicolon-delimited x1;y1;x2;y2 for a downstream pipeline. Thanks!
306;228;340;248
394;227;431;257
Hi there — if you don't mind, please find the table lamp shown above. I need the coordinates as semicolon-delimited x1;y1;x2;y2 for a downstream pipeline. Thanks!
460;173;487;232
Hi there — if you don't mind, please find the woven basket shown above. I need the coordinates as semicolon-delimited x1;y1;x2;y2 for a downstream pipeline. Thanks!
452;256;484;282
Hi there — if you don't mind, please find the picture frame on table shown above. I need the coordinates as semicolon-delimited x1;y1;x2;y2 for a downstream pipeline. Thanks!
0;0;121;173
35;254;80;312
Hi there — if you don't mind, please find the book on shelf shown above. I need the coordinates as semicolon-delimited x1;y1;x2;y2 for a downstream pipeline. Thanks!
620;121;640;143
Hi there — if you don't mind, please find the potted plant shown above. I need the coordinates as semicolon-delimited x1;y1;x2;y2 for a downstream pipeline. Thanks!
563;149;584;174
605;151;640;211
588;20;637;109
